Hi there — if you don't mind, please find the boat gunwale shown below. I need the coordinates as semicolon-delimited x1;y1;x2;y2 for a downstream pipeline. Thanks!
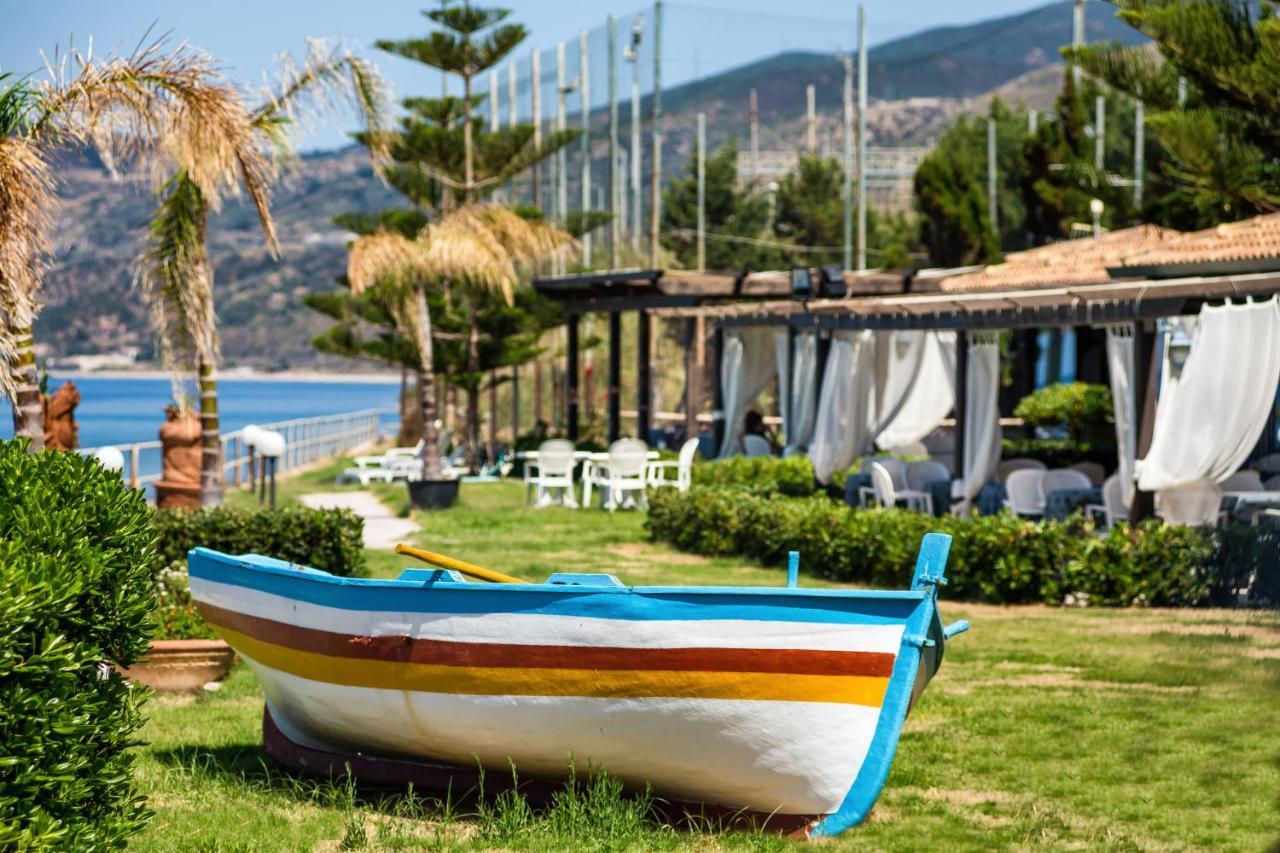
188;547;931;603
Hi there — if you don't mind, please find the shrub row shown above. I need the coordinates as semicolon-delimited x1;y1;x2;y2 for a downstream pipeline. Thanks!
0;441;156;847
647;486;1275;607
152;506;367;578
693;455;818;496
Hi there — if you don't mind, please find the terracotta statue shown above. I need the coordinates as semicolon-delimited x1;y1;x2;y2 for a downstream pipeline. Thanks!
155;405;202;509
41;381;81;451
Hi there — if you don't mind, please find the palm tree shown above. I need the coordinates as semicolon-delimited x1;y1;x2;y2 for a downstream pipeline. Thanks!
347;204;571;480
135;41;389;505
0;40;244;450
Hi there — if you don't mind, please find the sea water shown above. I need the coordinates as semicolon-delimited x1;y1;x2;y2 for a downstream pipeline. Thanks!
1;375;400;448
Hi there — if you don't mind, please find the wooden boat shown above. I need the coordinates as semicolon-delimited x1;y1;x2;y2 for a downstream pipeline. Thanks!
188;533;967;838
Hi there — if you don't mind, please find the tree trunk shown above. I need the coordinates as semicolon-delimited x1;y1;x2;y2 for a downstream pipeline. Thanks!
197;357;224;506
463;73;474;204
9;324;44;452
465;305;482;472
414;289;443;480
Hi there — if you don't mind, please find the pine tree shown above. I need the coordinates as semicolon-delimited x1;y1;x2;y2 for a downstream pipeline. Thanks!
660;141;784;271
345;3;577;473
1066;0;1280;223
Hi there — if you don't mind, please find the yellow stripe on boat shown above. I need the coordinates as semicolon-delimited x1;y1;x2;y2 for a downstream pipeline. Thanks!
216;623;891;707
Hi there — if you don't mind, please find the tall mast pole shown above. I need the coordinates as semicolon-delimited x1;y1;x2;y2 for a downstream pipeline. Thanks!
489;69;499;133
842;53;853;270
628;16;643;256
696;111;706;271
749;89;759;181
1133;99;1145;207
580;29;592;268
1072;0;1085;88
1095;94;1106;171
608;15;619;269
556;41;568;230
856;3;867;272
507;61;517;127
987;117;998;236
649;0;663;269
531;49;542;211
806;84;816;152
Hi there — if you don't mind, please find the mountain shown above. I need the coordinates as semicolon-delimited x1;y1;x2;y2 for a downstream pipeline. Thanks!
31;1;1145;367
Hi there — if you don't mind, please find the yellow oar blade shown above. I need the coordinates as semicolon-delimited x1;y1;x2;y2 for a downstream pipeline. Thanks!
395;543;527;585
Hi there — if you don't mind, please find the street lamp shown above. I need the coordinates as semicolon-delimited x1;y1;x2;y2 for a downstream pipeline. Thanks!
1090;198;1104;239
92;446;125;474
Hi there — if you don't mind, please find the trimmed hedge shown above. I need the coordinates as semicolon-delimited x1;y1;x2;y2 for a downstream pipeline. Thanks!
648;486;1274;607
693;455;817;496
0;441;157;848
152;506;367;577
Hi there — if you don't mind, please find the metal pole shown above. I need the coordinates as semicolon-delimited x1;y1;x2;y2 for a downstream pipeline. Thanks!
608;14;619;269
856;3;867;271
489;69;499;132
1072;0;1085;88
649;0;664;269
841;54;853;270
531;49;542;211
629;19;642;256
556;42;567;227
507;61;517;127
579;28;592;268
749;88;759;181
1028;110;1038;134
607;311;621;441
512;365;521;440
1134;99;1145;207
806;83;816;152
696;111;706;271
987;117;998;235
1095;94;1105;172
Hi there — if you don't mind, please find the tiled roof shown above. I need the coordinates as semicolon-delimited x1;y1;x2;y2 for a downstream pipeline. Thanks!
1116;213;1280;269
937;225;1176;292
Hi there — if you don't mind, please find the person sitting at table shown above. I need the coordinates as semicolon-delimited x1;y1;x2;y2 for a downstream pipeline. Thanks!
742;410;778;457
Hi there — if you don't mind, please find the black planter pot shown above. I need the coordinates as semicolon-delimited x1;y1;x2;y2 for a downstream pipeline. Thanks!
406;478;460;510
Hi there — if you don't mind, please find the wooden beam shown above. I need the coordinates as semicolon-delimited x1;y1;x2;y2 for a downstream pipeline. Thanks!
566;316;580;440
607;311;622;442
637;310;652;441
955;331;969;480
711;324;725;453
684;317;698;443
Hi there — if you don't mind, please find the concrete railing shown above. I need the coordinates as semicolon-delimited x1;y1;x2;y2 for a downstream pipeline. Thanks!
82;407;398;490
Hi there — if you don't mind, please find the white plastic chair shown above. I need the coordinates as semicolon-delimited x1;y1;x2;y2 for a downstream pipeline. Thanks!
858;456;908;508
589;439;651;510
1068;461;1107;486
524;439;578;508
997;458;1048;484
1004;468;1047;517
1038;468;1093;503
1085;474;1129;529
905;459;951;493
350;439;425;470
868;461;932;513
648;439;699;491
1221;469;1264;493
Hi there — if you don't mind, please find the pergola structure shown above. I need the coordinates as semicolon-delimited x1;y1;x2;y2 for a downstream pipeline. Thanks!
536;214;1280;523
532;267;902;442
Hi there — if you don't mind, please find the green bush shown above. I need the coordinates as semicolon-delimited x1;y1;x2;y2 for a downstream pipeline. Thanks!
1001;436;1117;471
152;506;367;578
693;455;817;496
1014;382;1113;439
0;440;157;848
647;486;1270;607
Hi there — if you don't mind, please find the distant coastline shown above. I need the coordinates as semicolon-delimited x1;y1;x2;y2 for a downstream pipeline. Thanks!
50;368;401;385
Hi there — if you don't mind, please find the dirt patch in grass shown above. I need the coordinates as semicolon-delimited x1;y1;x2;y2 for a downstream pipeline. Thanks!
953;671;1199;696
612;542;708;565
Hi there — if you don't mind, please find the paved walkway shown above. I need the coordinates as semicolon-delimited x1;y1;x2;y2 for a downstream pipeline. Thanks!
299;491;419;550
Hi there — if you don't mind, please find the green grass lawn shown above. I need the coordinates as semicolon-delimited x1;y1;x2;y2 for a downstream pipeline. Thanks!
140;467;1280;850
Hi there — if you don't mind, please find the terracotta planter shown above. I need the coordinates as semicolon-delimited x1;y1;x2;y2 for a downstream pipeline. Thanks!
407;478;460;510
121;639;236;692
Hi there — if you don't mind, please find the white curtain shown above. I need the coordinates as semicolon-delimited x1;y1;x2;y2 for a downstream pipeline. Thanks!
785;331;819;455
962;334;1002;502
774;329;791;448
717;326;779;458
870;330;927;446
1105;324;1137;508
1135;298;1280;525
809;330;876;483
875;331;958;451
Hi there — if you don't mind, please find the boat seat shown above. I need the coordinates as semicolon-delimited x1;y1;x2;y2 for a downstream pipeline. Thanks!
397;568;468;584
546;572;626;588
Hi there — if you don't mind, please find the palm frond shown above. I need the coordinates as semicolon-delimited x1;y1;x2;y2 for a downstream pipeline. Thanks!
252;38;392;170
0;135;52;397
134;171;217;377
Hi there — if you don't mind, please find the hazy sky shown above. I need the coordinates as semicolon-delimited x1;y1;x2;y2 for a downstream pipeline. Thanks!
2;0;1056;150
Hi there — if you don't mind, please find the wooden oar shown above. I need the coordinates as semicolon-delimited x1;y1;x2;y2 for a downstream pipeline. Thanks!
394;543;527;585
